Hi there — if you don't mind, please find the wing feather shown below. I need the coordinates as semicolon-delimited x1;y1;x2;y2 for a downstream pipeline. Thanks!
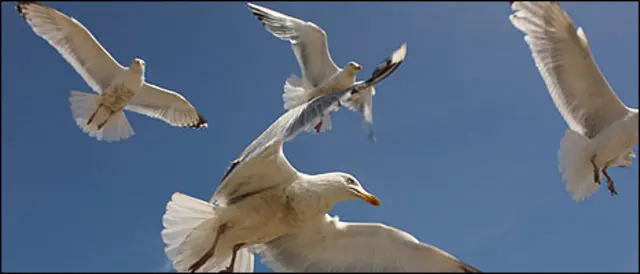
257;214;480;272
247;3;340;88
125;83;207;129
509;1;630;138
17;2;124;93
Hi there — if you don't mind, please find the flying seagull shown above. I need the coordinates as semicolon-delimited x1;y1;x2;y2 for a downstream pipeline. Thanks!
17;2;207;142
161;44;406;273
509;1;638;201
247;2;407;141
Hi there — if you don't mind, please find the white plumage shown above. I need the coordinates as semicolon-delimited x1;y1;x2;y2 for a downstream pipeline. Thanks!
18;2;207;142
161;46;408;273
247;3;407;141
256;214;480;272
509;1;639;201
162;193;255;273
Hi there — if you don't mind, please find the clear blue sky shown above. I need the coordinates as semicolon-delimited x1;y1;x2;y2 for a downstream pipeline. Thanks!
2;2;638;272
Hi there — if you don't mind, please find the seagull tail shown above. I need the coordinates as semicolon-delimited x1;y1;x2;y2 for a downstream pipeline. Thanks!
69;90;134;142
283;74;310;110
161;192;254;272
558;129;598;201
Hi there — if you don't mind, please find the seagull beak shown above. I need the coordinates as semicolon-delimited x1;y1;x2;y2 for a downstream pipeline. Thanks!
355;64;363;71
357;189;381;206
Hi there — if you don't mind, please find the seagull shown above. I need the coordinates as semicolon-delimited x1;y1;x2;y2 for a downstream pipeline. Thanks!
161;44;406;273
17;2;207;142
247;2;406;141
509;1;638;201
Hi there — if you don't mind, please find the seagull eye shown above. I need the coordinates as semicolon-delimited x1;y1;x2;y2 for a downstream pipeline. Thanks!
345;177;356;186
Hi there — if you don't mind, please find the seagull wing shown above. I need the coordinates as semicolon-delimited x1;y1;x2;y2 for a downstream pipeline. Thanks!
257;214;480;272
125;83;207;129
509;1;630;138
248;3;340;88
17;2;124;94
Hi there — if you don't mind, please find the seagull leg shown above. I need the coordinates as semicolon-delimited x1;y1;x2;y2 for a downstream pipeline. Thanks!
96;109;115;130
602;167;618;196
189;224;228;273
590;155;601;185
218;243;245;273
86;105;102;126
314;121;323;133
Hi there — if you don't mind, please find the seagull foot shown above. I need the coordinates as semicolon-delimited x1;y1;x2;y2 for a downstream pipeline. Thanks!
602;168;618;196
607;182;618;196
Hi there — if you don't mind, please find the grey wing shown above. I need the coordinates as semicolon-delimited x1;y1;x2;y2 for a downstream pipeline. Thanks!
344;84;376;141
341;43;408;141
211;43;408;203
257;214;480;272
247;3;340;88
125;83;207;129
210;89;349;204
17;2;124;94
509;1;630;138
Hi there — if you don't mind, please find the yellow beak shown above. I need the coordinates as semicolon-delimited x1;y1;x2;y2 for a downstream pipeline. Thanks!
359;190;381;206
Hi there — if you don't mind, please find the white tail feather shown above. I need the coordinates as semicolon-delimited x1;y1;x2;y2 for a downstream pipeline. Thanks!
69;91;134;142
283;75;311;110
162;193;254;272
558;129;599;201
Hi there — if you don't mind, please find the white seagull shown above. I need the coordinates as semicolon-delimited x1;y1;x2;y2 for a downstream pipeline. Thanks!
161;45;408;273
247;2;406;141
17;2;207;142
509;1;638;201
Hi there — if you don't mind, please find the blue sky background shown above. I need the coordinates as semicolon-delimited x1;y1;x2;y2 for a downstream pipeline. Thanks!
2;2;638;272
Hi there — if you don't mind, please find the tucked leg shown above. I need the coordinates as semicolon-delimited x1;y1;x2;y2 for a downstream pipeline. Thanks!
590;155;601;185
218;243;245;273
86;105;102;125
314;121;323;133
96;109;115;130
189;224;228;273
602;168;618;196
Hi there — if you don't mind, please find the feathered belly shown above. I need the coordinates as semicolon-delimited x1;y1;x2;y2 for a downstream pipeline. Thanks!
592;116;639;167
101;84;137;112
223;193;296;246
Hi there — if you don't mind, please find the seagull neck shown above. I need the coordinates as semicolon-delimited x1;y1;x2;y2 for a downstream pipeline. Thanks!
294;174;337;214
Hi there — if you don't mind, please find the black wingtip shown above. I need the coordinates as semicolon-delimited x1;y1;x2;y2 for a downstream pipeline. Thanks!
247;6;268;26
460;262;481;273
16;2;45;19
187;112;208;129
16;2;28;17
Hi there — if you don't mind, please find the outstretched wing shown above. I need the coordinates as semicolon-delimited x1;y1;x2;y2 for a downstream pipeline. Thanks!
248;3;341;88
125;83;207;129
17;2;124;93
257;214;480;272
509;1;630;138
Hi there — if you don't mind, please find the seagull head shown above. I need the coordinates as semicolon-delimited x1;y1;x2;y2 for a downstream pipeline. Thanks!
131;58;146;72
347;61;363;72
316;172;381;207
